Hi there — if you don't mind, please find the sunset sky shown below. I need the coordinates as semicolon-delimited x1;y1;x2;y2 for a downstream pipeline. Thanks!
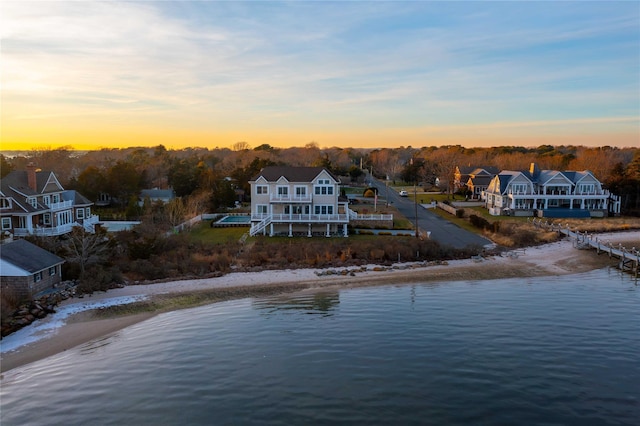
1;1;638;151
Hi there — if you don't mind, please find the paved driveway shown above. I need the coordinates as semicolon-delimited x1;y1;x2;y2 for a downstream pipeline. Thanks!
365;176;493;250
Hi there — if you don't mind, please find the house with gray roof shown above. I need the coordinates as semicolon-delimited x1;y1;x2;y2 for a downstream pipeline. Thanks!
483;163;621;218
249;166;349;237
0;164;99;237
0;239;65;299
139;188;176;206
249;166;391;237
454;166;499;196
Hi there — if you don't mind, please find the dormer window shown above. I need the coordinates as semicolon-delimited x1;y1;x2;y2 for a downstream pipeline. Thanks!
0;198;10;209
314;180;334;195
27;197;38;208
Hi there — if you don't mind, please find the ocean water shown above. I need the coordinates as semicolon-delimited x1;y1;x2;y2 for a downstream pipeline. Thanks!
1;268;638;425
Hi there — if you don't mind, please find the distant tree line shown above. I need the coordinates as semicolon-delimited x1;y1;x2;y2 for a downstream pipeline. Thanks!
2;143;639;216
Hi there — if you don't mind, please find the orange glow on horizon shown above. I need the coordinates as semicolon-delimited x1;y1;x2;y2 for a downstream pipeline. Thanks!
2;128;638;151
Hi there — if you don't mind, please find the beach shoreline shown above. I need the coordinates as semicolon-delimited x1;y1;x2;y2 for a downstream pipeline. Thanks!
2;231;638;373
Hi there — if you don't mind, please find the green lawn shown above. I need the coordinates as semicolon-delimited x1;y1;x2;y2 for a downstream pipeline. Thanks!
188;221;248;244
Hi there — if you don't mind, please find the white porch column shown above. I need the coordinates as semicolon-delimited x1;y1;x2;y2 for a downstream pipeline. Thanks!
343;223;348;237
26;214;35;233
326;223;330;237
581;199;585;209
511;197;515;209
570;199;573;209
269;223;274;237
544;199;548;209
288;223;293;237
308;223;312;237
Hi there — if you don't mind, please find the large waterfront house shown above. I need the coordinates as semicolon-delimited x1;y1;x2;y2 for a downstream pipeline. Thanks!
0;164;99;237
249;166;349;237
483;163;621;218
249;166;391;237
0;239;65;299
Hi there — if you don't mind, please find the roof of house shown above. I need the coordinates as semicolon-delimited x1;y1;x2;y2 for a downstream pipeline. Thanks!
488;167;599;195
250;166;340;183
63;190;92;205
457;166;499;176
1;171;47;213
1;169;94;213
1;170;62;196
468;175;493;186
0;239;64;275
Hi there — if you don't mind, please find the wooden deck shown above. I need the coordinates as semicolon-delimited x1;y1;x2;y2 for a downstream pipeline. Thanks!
531;218;639;278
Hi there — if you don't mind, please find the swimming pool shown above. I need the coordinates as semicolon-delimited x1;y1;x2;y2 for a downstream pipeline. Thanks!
99;221;141;232
214;215;251;226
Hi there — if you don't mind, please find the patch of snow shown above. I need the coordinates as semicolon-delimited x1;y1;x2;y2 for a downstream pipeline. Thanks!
0;295;148;354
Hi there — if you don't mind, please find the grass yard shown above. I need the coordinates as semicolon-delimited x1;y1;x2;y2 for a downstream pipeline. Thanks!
188;221;248;244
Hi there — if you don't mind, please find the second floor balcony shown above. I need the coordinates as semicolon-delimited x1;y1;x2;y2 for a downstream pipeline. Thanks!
252;213;348;223
47;200;74;211
269;194;313;203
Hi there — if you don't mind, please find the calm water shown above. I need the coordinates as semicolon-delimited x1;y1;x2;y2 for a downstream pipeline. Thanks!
1;268;639;425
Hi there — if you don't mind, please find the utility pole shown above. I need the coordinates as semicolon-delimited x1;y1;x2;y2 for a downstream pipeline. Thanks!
386;176;389;207
414;181;419;239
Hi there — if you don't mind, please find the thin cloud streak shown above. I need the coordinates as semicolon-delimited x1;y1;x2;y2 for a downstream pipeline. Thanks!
1;1;638;149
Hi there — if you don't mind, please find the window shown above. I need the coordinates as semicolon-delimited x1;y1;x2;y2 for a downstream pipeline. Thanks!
43;213;51;225
291;206;309;214
49;266;57;276
277;186;289;197
52;194;59;203
1;217;11;230
314;205;334;215
314;185;334;195
43;195;50;206
579;184;595;194
0;198;11;209
28;197;37;208
257;205;268;214
295;187;307;197
511;184;527;194
256;185;268;195
76;209;85;219
34;271;42;283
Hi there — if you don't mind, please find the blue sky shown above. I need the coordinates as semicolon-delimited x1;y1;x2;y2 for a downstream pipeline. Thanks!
2;1;638;149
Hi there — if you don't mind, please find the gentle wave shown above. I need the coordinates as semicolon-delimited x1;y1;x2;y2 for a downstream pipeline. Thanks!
1;268;639;425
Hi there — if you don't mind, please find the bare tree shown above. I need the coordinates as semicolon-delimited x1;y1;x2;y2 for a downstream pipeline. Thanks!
166;198;187;228
232;141;251;151
63;226;110;275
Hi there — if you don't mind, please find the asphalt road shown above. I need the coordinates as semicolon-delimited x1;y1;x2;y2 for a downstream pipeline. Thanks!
366;176;493;250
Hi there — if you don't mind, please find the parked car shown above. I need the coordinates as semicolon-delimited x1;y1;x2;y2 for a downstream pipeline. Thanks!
399;190;408;197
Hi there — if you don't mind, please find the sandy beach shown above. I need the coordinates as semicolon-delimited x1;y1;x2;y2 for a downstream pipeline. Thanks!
1;231;638;373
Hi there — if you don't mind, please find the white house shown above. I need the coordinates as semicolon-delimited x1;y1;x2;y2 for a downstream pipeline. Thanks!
483;163;620;218
0;164;99;237
249;166;353;237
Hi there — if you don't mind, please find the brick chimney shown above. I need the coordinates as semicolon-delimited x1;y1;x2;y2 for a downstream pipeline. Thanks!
26;162;37;191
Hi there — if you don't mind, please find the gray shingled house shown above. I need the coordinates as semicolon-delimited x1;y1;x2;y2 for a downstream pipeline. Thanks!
0;239;65;300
